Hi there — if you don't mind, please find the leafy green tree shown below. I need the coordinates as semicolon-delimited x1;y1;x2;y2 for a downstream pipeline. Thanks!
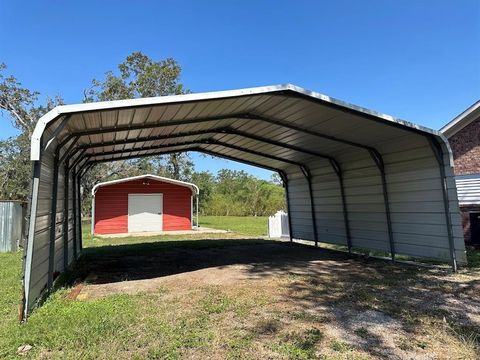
82;52;194;200
84;52;186;101
199;169;285;217
0;63;63;200
190;171;215;214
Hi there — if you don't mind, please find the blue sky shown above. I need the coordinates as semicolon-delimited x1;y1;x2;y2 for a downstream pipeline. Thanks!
1;1;479;179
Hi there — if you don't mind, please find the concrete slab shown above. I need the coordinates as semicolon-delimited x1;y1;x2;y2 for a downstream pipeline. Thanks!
95;227;228;238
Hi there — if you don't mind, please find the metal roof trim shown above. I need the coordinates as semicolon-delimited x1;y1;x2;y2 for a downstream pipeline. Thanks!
91;174;199;195
31;83;446;161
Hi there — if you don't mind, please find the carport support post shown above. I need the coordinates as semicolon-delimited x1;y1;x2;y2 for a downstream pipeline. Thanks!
47;154;60;289
329;160;352;253
22;159;42;321
369;150;395;261
77;173;83;253
196;195;199;228
279;171;293;242
427;137;458;272
62;161;70;269
72;172;78;260
301;166;318;247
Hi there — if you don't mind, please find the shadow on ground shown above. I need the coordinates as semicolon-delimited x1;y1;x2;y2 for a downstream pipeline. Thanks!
61;238;479;358
71;238;353;284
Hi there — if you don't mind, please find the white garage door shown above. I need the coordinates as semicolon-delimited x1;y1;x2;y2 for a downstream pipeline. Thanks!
128;194;163;232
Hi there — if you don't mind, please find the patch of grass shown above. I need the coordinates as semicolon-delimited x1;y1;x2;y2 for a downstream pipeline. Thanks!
273;328;323;359
225;334;254;359
330;339;354;353
200;287;234;314
2;226;480;359
199;215;268;236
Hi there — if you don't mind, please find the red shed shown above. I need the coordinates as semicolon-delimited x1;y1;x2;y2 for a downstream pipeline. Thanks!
91;174;199;235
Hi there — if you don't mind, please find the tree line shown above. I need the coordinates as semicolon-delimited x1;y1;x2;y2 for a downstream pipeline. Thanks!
0;53;285;216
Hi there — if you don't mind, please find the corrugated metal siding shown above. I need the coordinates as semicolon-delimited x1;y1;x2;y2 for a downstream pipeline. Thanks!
28;144;55;308
94;178;193;234
53;165;65;273
0;201;24;252
284;129;466;263
456;174;480;205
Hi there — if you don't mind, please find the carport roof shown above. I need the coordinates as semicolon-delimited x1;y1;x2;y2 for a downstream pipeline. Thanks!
31;84;447;176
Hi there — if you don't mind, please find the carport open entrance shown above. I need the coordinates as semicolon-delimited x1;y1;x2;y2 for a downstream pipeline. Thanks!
23;84;466;319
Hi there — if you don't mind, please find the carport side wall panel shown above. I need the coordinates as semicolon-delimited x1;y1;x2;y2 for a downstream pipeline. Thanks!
26;147;55;311
439;139;466;263
304;158;349;246
283;166;315;241
336;151;390;253
94;179;193;234
376;134;466;263
53;167;65;273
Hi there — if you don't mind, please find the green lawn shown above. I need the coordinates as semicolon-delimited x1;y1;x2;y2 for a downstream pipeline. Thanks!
199;215;268;236
0;216;478;359
81;215;267;248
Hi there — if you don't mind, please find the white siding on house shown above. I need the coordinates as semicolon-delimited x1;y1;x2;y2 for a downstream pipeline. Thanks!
456;173;480;205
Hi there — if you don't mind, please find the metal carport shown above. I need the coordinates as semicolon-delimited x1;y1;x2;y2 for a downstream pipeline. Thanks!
22;84;466;319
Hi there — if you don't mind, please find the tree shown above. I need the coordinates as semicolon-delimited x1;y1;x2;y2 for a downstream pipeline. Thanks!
84;52;186;101
190;171;215;214
82;52;194;198
0;63;63;200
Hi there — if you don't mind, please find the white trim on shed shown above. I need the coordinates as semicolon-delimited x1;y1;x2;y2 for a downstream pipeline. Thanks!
92;174;199;195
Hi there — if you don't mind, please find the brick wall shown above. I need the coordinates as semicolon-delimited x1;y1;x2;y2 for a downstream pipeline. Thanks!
460;204;480;244
447;117;480;246
448;118;480;175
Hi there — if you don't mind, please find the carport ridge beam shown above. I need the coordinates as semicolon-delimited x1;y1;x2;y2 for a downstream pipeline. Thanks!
88;146;284;175
63;125;337;169
55;110;381;160
79;139;307;170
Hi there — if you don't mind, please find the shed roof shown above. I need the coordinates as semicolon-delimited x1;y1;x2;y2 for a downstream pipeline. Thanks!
92;174;199;195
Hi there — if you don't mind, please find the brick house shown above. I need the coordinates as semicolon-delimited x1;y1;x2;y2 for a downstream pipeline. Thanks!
441;100;480;246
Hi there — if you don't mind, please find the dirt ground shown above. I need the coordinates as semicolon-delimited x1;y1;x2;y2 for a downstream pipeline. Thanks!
73;240;479;359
